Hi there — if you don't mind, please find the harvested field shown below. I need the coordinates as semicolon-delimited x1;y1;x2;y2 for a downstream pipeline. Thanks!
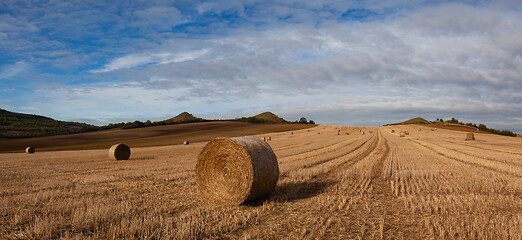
0;121;313;153
0;124;521;239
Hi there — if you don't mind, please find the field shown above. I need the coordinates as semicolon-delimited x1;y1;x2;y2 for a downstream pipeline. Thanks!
0;121;313;153
1;125;521;239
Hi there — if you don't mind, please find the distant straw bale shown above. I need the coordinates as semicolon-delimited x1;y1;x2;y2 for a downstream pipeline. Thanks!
404;131;409;135
400;132;406;137
337;132;340;135
183;141;190;145
268;137;271;141
108;144;131;160
465;133;475;141
291;132;293;135
391;130;395;133
418;128;421;131
25;146;35;154
196;137;279;205
346;132;350;135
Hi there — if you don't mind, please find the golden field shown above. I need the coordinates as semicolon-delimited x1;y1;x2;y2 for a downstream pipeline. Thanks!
1;124;521;239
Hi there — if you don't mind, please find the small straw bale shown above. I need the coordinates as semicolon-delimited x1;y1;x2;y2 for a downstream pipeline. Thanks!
418;128;422;131
465;133;475;141
391;130;395;133
183;141;190;145
318;132;321;134
25;146;35;154
109;143;131;160
268;137;271;141
431;129;435;131
196;137;279;205
404;131;409;135
337;132;340;135
291;132;293;135
346;132;350;135
362;132;365;135
369;131;373;133
400;132;406;137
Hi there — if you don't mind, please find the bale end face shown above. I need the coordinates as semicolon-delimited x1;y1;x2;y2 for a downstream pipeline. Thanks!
183;141;190;145
25;146;35;154
196;137;279;205
109;144;131;160
465;133;475;141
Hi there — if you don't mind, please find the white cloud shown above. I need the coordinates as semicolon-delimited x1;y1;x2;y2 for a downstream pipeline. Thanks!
92;49;209;73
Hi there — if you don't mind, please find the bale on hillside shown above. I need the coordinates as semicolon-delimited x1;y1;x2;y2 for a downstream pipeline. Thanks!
400;132;406;137
369;131;373;133
346;132;350;135
404;131;410;135
25;146;35;154
291;132;293;135
337;132;340;135
268;137;271;141
362;132;365;135
391;130;395;133
196;137;279;205
431;129;435;131
183;141;190;145
465;133;475;141
418;128;422;131
108;143;131;160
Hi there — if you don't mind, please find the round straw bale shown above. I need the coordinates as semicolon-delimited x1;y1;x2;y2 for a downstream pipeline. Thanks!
465;133;475;141
404;131;410;135
108;143;131;160
400;132;406;137
268;137;271;141
431;129;435;131
418;128;421;131
318;132;320;134
346;132;350;135
337;132;340;135
183;141;190;145
362;132;365;135
391;130;395;133
25;146;35;154
291;131;293;135
196;136;279;205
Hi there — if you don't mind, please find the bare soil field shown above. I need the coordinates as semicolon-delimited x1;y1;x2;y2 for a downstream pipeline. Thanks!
0;125;521;239
0;121;313;153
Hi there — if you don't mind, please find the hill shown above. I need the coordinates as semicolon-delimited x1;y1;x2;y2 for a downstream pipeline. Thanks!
163;112;205;124
253;112;287;123
0;108;95;138
397;117;430;125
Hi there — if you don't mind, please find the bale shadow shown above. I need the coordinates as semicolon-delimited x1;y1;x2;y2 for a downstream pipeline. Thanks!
246;180;337;206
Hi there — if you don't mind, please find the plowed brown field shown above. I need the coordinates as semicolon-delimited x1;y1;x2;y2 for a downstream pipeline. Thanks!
1;125;521;239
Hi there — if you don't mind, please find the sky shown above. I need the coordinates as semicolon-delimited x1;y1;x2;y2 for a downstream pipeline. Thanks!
1;0;521;133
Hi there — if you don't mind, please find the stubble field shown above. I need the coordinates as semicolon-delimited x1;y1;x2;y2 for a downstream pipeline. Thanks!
1;125;521;239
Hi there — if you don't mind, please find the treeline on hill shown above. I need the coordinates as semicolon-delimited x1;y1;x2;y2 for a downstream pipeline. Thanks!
235;117;315;124
0;109;209;138
0;109;93;138
434;118;517;137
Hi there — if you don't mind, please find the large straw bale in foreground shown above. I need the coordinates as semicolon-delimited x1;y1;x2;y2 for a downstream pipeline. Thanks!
465;133;475;141
108;143;131;160
25;146;35;154
196;136;279;205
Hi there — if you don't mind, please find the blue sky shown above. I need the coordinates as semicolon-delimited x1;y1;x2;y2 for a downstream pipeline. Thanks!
1;0;522;133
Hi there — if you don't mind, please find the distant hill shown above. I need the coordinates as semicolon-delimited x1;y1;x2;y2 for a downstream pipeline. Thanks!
163;112;205;124
253;112;288;123
390;117;430;125
235;112;288;124
0;108;95;138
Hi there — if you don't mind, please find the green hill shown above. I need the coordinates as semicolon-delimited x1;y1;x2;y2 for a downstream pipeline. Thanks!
162;112;205;124
235;112;288;124
0;108;95;138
